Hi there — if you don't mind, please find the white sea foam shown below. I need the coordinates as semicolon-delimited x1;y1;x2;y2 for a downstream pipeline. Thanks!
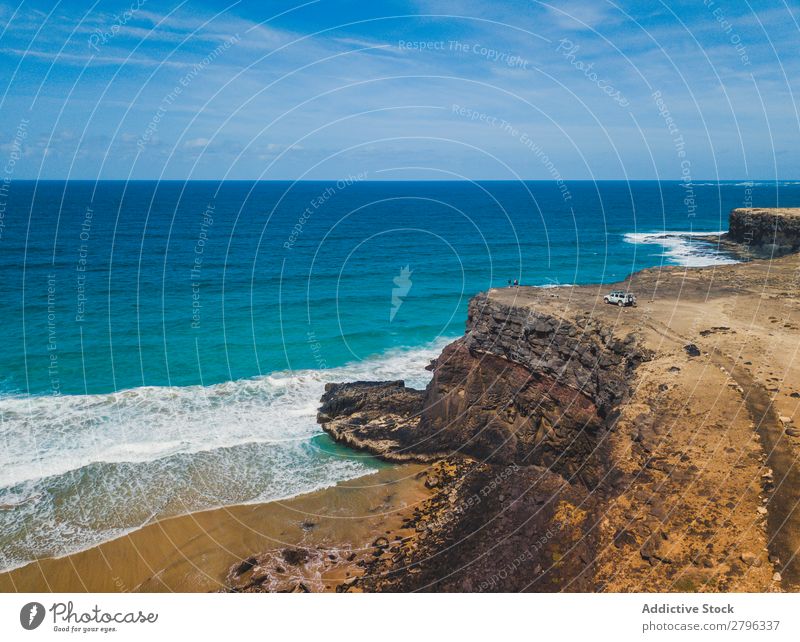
623;230;737;267
0;338;452;571
0;340;448;488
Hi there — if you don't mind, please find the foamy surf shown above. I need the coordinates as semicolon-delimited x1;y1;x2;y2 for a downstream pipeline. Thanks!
0;338;452;572
623;231;738;267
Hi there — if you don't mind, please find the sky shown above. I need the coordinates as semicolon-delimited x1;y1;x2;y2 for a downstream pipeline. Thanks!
1;0;798;180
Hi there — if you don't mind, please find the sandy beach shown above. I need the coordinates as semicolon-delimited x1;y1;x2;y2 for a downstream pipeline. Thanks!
0;464;431;592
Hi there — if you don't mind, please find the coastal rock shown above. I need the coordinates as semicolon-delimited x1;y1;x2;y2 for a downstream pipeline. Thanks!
224;545;353;593
461;294;649;416
317;381;437;461
727;208;800;257
416;338;607;485
319;295;649;488
282;547;311;566
421;295;648;487
233;557;257;576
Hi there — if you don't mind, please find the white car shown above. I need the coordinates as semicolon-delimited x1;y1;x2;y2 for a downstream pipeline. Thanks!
604;291;636;307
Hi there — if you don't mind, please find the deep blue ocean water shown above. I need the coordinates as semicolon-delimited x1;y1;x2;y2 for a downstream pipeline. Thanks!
0;179;797;569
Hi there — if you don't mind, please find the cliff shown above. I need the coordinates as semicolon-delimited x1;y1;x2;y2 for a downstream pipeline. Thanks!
727;207;800;257
419;295;650;485
316;288;653;591
319;294;650;487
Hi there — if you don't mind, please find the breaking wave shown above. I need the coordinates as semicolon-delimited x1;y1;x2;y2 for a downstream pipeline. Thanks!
0;338;451;572
623;230;738;267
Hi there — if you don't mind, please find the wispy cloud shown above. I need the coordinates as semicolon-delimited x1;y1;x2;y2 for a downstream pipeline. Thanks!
541;0;620;31
0;46;194;68
1;0;797;179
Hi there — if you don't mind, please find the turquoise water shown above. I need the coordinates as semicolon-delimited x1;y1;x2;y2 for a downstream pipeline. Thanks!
0;179;797;569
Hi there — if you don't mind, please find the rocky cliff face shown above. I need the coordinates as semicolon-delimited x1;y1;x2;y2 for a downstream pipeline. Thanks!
416;294;649;487
316;291;650;591
728;208;800;257
319;293;649;487
352;459;598;592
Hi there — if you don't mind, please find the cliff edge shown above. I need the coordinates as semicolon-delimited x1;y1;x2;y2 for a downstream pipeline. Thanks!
727;207;800;257
314;291;653;591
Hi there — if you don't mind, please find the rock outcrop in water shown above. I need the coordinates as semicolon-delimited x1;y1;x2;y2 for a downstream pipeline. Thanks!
318;380;436;462
319;294;650;486
727;208;800;257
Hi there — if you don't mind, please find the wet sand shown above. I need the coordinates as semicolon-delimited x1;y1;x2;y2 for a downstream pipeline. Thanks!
0;464;430;592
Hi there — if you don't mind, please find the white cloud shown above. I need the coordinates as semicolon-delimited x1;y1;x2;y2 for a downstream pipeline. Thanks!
183;137;210;148
542;0;619;31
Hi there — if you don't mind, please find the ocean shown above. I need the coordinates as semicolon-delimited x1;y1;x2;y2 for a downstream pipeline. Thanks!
0;179;797;570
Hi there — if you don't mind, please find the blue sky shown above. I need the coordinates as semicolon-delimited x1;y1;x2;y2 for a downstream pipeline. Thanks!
1;0;798;179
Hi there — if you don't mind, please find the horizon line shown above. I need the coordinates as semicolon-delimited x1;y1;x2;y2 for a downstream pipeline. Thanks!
9;178;796;183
